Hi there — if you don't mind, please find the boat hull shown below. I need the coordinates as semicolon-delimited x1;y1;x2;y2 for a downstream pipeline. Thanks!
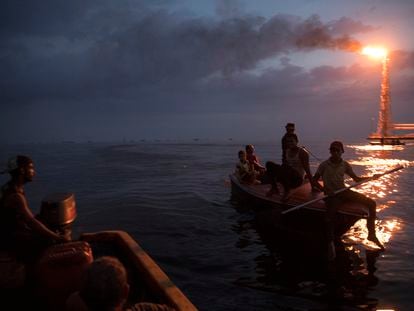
230;174;367;240
0;230;197;311
80;230;197;311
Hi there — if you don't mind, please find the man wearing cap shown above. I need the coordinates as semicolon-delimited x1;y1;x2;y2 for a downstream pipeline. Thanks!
0;155;68;261
313;141;384;253
281;123;298;163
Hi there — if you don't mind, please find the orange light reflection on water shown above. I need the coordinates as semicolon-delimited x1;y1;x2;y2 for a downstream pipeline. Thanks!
349;144;404;152
342;145;412;250
348;155;407;200
343;218;403;250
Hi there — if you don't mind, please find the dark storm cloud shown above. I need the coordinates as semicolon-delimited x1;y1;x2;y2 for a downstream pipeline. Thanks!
215;0;245;18
3;0;410;143
327;17;378;35
0;2;377;108
167;54;381;122
0;0;151;38
294;15;365;52
0;0;86;37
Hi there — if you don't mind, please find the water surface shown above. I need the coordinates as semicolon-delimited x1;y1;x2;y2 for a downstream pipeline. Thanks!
1;141;413;310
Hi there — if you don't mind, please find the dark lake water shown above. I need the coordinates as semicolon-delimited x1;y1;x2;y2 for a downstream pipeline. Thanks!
1;140;413;310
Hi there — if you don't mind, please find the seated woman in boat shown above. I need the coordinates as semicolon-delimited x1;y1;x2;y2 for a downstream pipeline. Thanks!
245;145;266;174
66;256;173;311
312;141;384;250
266;136;318;201
235;150;261;184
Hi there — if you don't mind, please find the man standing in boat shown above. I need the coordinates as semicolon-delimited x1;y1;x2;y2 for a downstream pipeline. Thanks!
312;141;384;250
281;122;298;163
0;155;68;262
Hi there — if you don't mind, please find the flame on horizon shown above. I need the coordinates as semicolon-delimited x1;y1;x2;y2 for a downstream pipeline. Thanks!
360;45;393;137
361;46;388;59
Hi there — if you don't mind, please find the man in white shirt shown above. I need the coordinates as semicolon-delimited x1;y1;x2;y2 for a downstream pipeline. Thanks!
313;141;384;251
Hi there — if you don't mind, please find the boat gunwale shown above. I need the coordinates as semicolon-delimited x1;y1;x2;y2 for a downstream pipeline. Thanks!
229;174;368;218
80;230;197;311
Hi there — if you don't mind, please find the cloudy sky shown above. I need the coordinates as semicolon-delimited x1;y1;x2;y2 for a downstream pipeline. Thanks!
1;0;413;143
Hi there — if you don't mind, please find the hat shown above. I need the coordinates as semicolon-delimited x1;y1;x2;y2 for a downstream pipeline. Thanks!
329;141;344;152
1;155;33;174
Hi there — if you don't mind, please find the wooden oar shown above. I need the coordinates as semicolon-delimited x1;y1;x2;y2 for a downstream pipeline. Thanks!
282;165;405;215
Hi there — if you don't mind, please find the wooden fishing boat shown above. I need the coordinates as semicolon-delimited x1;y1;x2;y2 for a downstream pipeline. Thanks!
0;230;197;311
230;173;368;240
80;230;197;311
0;193;197;310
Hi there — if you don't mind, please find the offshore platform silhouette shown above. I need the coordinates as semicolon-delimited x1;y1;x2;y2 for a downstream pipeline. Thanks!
367;55;414;145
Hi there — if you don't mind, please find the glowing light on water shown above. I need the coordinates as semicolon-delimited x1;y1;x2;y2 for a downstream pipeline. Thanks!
349;144;405;152
346;155;407;201
341;144;409;251
343;218;402;250
348;157;410;168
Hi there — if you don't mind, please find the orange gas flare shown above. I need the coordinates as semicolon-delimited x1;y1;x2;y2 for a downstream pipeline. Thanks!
361;46;388;59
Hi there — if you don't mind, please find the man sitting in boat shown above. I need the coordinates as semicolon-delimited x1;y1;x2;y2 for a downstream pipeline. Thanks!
283;136;316;183
312;141;384;250
266;136;317;201
235;150;261;184
245;145;266;174
66;256;173;311
0;156;68;263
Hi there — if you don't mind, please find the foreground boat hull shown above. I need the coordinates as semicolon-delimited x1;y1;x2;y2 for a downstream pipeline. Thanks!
80;230;197;311
0;230;197;311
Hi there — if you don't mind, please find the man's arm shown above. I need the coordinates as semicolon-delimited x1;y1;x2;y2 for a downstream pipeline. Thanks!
10;193;67;241
311;169;324;192
299;149;312;180
252;155;265;170
345;162;370;182
299;149;322;191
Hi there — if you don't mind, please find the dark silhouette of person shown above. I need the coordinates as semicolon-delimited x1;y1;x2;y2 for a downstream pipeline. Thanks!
265;160;302;201
266;136;317;201
312;141;384;258
245;145;265;172
281;123;298;163
235;150;260;184
66;256;173;311
0;155;68;262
